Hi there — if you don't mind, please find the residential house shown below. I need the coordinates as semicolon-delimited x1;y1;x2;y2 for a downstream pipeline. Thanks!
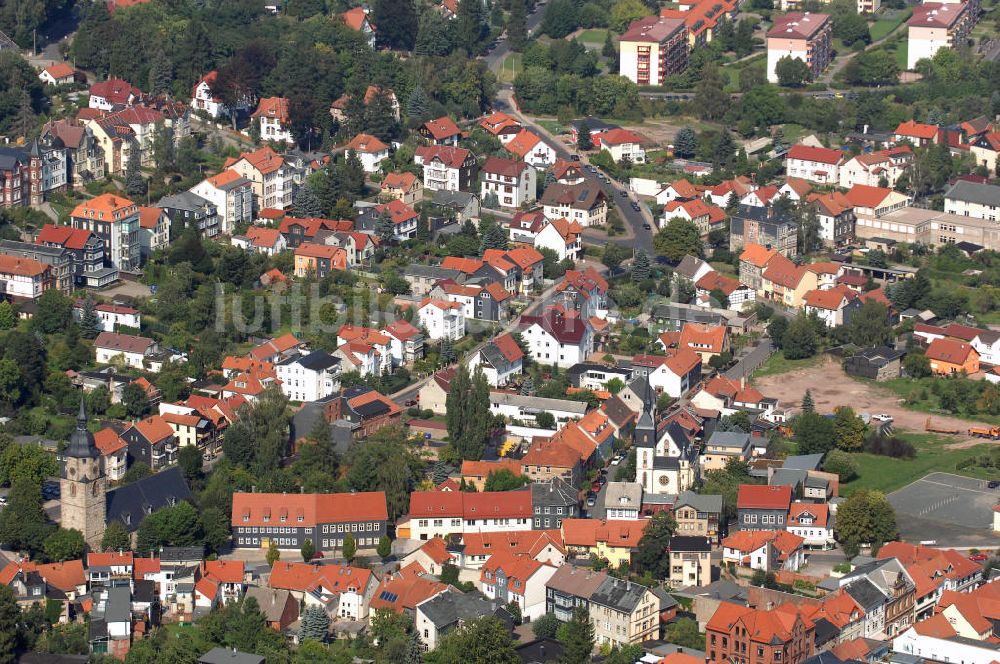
414;145;477;192
252;97;294;144
843;346;905;381
481;156;536;208
346;133;389;173
598;128;648;164
232;226;287;256
94;331;157;369
678;322;730;365
541;182;608;227
224;146;296;211
808;191;856;247
269;562;379;620
341;6;376;46
460;459;525;491
837;557;916;637
421;116;462;146
136;206;169;259
661;198;727;237
415;590;510;650
381;171;422;205
122;414;177;470
245;587;298;631
189;71;238;119
803;286;861;328
969;131;1000;174
369;199;419;241
672;491;724;542
158;190;220;238
925;338;980;375
560;519;647;568
293;242;347;278
382;319;425;366
549;159;586;185
326;387;402;438
738;243;779;292
631;349;702;398
944;179;1000;221
702;430;754;472
479;111;522;144
588;577;661;647
730;205;798;257
88;78;142;111
467;333;524;386
545;565;609;622
73;301;140;333
504;129;557;168
0;254;51;299
336;325;392;375
518;309;594;368
668;536;713;588
534;218;584;261
531;478;580;530
488;393;588;428
737;484;792;531
189;169;254;234
231;491;388;553
39;119;104;189
761;254;815;308
695;271;756;312
907;2;973;70
94;428;128;482
432;281;513;323
839;147;913;189
480;554;557;621
554;267;609;319
785;144;845;185
418;298;466;340
39;62;78;86
787;503;836;549
484;246;545;293
274;350;341;402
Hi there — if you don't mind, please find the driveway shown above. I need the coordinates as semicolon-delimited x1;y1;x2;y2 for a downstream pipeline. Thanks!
724;338;773;381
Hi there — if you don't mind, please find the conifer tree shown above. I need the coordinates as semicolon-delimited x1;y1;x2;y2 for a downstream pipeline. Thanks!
79;298;101;339
631;251;651;282
801;389;815;413
299;605;331;642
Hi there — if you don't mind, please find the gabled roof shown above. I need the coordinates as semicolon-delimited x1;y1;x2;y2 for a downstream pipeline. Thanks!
787;144;844;165
482;156;527;178
422;116;461;140
739;243;778;268
762;254;805;289
598;128;646;146
232;491;389;527
251;97;290;123
414;145;472;168
94;331;155;354
844;184;895;208
519;309;592;345
561;518;646;549
382;171;418;192
925;337;978;364
504;129;544;158
679;322;727;354
346;132;389;154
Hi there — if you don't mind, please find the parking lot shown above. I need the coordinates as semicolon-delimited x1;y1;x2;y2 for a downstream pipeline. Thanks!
888;472;1000;546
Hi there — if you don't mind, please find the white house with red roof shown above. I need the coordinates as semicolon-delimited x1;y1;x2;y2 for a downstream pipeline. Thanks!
632;349;702;398
73;300;140;332
94;331;158;369
224;146;296;211
787;503;835;549
336;325;392;375
39;62;78;86
189;169;254;232
190;71;235;119
803;286;860;327
232;226;287;256
784;143;845;185
479;111;522;144
421;116;462;146
418;298;466;341
504;129;557;168
346;133;390;173
341;6;376;47
839;146;913;189
252;97;294;144
660;198;726;236
481;156;536;208
467;332;524;386
269;561;378;620
404;490;533;540
88;78;142;111
740;184;781;208
694;271;756;312
722;530;806;572
381;319;425;366
598;128;647;164
480;554;558;621
535;218;583;261
519;308;594;368
414;145;477;192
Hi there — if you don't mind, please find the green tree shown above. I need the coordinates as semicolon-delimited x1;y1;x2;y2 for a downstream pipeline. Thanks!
43;528;86;563
177;446;203;485
77;298;101;339
610;0;647;31
577;121;593;151
558;606;595;664
801;389;815;413
674;126;698;158
846;301;893;348
433;616;518;664
455;0;487;52
823;449;859;481
532;613;560;639
346;426;419;522
794;411;836;455
535;411;556;429
445;366;492;460
782;314;817;360
775;55;812;87
121;383;149;419
300;605;331;643
266;541;280;566
653;217;703;263
377;535;392;559
904;352;931;378
125;153;146;197
301;538;316;562
767;316;789;349
508;0;528;51
631;251;651;282
374;0;418;50
484;469;530;491
663;617;703;650
33;288;73;335
0;477;51;556
342;532;356;562
101;520;131;552
836;489;897;557
832;406;866;451
0;585;16;664
633;511;676;579
693;63;730;121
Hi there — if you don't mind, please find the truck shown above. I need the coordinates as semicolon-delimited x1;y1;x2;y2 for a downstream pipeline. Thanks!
968;425;1000;439
925;417;962;435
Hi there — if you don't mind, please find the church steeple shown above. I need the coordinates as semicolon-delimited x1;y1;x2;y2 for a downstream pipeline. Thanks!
60;395;106;550
65;396;99;459
633;378;657;448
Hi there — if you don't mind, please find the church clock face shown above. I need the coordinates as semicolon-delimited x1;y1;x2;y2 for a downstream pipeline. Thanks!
659;476;670;487
68;466;76;478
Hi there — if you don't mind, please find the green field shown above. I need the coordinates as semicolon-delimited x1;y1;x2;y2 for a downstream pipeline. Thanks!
840;432;996;496
751;351;824;379
894;41;908;70
855;375;1000;426
498;53;522;83
578;29;611;44
722;55;767;93
869;8;912;41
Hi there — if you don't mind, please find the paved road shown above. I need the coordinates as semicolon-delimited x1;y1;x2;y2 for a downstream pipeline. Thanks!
724;338;774;381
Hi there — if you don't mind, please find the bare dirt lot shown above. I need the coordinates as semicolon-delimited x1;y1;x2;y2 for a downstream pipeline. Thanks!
754;356;995;447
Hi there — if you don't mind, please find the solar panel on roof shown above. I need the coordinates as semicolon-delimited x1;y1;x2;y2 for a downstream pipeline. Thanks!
379;590;398;602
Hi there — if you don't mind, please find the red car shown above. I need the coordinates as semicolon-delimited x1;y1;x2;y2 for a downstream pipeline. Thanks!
969;553;989;561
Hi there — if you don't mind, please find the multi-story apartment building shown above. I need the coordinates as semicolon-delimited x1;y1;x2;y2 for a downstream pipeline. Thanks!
414;145;478;192
481;156;536;209
545;566;609;623
668;536;713;587
274;350;341;402
907;2;973;70
69;194;140;271
784;144;844;185
189;169;254;234
838;147;913;189
404;490;533;540
672;491;724;542
618;16;689;86
0;147;30;209
35;224;110;287
418;298;466;340
39;119;105;190
157;191;220;238
737;484;792;531
540;182;608;227
0;240;73;294
729;205;798;257
122;415;178;471
766;12;832;83
27;138;68;205
231;491;389;552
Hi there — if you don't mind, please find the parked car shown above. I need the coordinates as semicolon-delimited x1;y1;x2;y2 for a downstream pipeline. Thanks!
586;495;596;507
989;480;999;489
611;456;621;465
405;399;417;407
969;553;989;561
642;223;651;230
871;414;893;422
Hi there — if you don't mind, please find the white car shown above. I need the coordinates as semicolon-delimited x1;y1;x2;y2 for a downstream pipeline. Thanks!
871;414;893;423
611;457;621;466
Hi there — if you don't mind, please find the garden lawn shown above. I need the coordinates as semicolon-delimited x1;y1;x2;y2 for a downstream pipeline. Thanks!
869;9;912;41
578;29;610;44
840;432;996;496
751;351;824;378
498;53;522;83
863;376;1000;426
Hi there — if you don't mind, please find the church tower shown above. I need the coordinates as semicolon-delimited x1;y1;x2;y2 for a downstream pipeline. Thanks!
633;379;657;493
60;397;106;550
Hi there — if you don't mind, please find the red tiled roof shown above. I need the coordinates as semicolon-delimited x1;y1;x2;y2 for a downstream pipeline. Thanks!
346;133;389;154
38;223;95;250
679;322;727;354
787;144;844;165
94;428;127;455
414;145;472;168
762;254;804;289
422;116;461;140
252;97;290;123
94;331;155;354
599;128;646;146
408;490;532;520
737;484;792;510
504;129;543;158
232;491;389;527
739;243;778;268
493;332;524;363
561;518;646;549
925;338;977;364
895;119;939;140
482;156;527;178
